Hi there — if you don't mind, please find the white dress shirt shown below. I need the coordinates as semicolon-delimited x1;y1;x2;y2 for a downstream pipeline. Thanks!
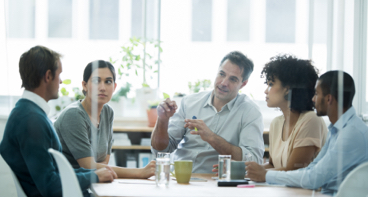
22;90;50;115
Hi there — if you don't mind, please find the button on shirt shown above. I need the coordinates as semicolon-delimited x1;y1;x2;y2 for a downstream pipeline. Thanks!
151;91;264;173
266;107;368;195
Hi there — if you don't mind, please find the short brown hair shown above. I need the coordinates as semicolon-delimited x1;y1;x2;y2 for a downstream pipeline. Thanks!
220;51;254;82
19;45;62;90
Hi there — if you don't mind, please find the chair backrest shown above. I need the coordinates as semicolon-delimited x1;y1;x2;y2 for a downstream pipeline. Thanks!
48;148;83;197
336;161;368;197
9;168;27;197
1;154;27;197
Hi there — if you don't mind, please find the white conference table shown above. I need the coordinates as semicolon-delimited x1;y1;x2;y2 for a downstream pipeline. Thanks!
91;174;329;197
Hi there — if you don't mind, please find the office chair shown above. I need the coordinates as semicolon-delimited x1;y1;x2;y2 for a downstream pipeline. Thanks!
336;161;368;197
48;148;83;197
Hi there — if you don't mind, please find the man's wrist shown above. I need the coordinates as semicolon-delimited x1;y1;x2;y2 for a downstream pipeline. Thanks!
207;132;217;144
136;168;144;179
157;116;170;124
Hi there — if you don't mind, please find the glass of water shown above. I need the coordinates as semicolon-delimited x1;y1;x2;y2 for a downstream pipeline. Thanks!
155;152;170;187
218;155;231;180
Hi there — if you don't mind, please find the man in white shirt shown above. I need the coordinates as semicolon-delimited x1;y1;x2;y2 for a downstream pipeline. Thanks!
151;51;264;173
245;71;368;195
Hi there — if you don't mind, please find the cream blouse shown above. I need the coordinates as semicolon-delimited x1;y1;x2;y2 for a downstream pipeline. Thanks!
269;111;327;169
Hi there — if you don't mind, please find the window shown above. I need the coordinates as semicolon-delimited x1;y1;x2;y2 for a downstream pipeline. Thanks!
7;0;35;38
192;0;212;41
227;0;250;42
48;0;72;38
311;0;328;72
89;0;119;40
265;0;296;43
131;0;158;39
313;0;327;44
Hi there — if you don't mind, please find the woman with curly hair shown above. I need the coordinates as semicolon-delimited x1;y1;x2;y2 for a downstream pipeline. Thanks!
261;55;327;171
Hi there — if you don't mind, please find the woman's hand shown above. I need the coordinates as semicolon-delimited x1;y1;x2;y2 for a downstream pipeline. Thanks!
140;160;156;179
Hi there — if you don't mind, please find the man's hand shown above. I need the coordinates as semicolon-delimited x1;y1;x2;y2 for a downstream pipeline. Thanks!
184;119;215;142
245;161;267;182
95;166;117;183
157;98;177;121
212;164;219;176
139;160;156;179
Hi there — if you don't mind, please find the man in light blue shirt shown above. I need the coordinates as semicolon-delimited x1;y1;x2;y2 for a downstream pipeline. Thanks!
151;51;264;173
246;71;368;195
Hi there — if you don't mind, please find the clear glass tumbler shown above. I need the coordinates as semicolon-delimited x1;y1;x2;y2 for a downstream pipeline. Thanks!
155;152;170;187
218;155;231;180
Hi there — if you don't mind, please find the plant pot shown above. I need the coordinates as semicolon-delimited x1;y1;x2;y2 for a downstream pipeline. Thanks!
136;87;159;117
146;108;158;127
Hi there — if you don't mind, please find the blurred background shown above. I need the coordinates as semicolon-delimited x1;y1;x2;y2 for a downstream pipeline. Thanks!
0;0;367;195
0;0;367;122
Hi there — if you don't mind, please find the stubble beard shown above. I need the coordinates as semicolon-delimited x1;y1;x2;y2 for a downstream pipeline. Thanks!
316;99;327;116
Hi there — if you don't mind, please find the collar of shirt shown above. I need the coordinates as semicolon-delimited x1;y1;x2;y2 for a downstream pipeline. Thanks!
203;91;238;112
22;90;50;115
328;106;356;134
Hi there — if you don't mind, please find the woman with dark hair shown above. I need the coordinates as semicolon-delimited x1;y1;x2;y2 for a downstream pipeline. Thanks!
261;55;327;171
54;60;155;179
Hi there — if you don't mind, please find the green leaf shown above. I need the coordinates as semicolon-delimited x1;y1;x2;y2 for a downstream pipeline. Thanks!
153;70;158;73
62;79;71;84
142;83;150;88
60;87;69;96
135;70;138;76
163;92;170;99
55;105;61;111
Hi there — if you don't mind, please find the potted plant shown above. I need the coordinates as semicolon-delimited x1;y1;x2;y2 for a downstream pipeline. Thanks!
109;82;131;117
72;87;85;101
188;79;211;94
146;100;160;127
49;79;76;118
110;36;163;118
146;93;170;127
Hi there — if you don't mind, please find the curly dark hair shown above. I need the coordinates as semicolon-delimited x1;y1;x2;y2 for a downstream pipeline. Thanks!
261;55;319;113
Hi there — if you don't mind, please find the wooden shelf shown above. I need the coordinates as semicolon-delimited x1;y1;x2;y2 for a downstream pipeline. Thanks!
112;145;151;150
113;126;153;132
265;148;269;152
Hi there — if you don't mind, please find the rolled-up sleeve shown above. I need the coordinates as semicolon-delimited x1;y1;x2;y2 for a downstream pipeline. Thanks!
239;106;264;164
151;98;187;155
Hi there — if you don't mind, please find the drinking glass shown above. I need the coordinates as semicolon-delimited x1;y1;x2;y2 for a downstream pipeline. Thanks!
218;155;231;180
155;152;170;187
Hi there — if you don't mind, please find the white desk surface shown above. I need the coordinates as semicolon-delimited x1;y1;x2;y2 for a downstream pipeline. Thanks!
91;174;329;197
